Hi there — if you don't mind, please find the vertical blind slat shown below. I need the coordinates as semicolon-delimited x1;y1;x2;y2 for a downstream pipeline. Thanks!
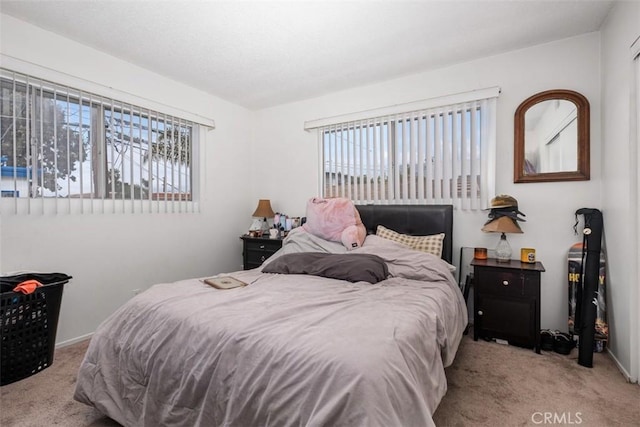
331;124;337;199
372;119;379;203
451;104;460;209
362;120;367;203
129;104;135;213
138;106;144;213
325;125;331;198
181;116;193;212
171;116;175;211
443;109;452;203
400;114;407;203
343;124;349;199
178;116;183;212
147;109;153;213
53;90;59;207
463;103;471;211
427;110;434;202
38;85;44;212
351;122;357;202
470;102;479;211
351;122;355;200
77;90;83;214
338;124;344;199
11;74;18;213
318;127;323;199
26;76;32;214
360;122;363;202
88;95;94;214
364;120;370;203
409;112;416;202
378;118;383;203
480;98;494;210
435;110;443;202
393;116;400;203
163;113;168;213
417;112;425;202
368;120;372;202
109;101;116;213
357;120;362;203
340;123;351;197
326;126;331;198
387;116;393;204
121;103;127;213
171;117;182;212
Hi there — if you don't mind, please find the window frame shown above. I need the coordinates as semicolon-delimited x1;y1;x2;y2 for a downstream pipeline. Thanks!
0;67;203;215
314;94;497;210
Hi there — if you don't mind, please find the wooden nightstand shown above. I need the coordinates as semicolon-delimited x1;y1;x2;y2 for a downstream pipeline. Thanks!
240;235;283;270
471;258;545;353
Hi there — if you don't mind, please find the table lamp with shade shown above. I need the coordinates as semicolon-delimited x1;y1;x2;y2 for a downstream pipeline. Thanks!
482;215;523;262
482;195;526;262
250;199;275;235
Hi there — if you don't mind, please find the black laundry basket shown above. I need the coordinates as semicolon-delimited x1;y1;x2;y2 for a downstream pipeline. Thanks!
0;273;71;386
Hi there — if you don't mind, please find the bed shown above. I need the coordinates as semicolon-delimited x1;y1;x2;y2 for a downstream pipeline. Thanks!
74;204;467;427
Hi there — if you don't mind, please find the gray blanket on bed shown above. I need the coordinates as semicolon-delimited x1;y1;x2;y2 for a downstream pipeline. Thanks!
74;232;467;427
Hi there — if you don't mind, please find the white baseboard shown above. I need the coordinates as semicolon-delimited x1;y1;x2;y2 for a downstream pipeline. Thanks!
607;348;637;383
56;332;93;349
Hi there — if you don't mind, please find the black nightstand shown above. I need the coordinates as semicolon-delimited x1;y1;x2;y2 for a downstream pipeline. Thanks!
240;235;283;270
471;258;545;353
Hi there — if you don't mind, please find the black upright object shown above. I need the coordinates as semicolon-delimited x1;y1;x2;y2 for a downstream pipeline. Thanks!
574;208;603;368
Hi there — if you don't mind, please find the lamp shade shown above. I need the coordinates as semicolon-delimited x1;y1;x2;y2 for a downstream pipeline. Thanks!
252;199;275;218
481;216;523;234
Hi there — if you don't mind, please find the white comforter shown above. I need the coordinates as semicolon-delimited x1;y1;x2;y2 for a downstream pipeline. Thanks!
74;230;467;427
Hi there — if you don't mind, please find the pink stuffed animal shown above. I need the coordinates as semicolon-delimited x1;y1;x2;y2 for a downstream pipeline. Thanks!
302;197;366;250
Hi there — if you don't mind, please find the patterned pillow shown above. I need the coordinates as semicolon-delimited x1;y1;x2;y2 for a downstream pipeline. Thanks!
376;225;444;258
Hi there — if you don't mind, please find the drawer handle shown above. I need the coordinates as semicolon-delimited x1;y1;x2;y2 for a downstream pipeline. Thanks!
259;245;265;249
477;310;483;316
502;280;509;286
260;256;266;262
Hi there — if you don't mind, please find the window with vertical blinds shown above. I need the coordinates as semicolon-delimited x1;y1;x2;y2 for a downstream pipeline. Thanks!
0;68;202;215
307;89;498;210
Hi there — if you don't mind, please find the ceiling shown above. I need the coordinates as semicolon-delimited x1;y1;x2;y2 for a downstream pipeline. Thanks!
0;0;614;110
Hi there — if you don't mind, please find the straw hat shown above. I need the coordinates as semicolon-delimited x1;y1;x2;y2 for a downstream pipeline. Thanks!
486;194;526;222
489;195;519;209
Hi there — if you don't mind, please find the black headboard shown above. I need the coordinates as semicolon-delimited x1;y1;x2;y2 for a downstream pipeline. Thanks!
356;204;454;264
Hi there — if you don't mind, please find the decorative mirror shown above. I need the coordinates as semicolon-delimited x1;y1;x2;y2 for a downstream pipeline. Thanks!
514;89;590;183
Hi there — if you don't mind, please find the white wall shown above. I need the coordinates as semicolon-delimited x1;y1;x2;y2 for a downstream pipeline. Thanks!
0;14;254;344
600;0;640;381
252;33;602;336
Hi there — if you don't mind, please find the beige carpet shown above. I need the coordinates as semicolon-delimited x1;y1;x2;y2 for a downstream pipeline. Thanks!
1;333;638;426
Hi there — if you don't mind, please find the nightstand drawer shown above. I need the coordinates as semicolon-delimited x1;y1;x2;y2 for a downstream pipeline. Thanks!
476;269;539;298
241;236;283;270
246;246;279;264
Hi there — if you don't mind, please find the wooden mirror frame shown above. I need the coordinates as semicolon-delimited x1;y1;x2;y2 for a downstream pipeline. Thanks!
514;89;590;183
